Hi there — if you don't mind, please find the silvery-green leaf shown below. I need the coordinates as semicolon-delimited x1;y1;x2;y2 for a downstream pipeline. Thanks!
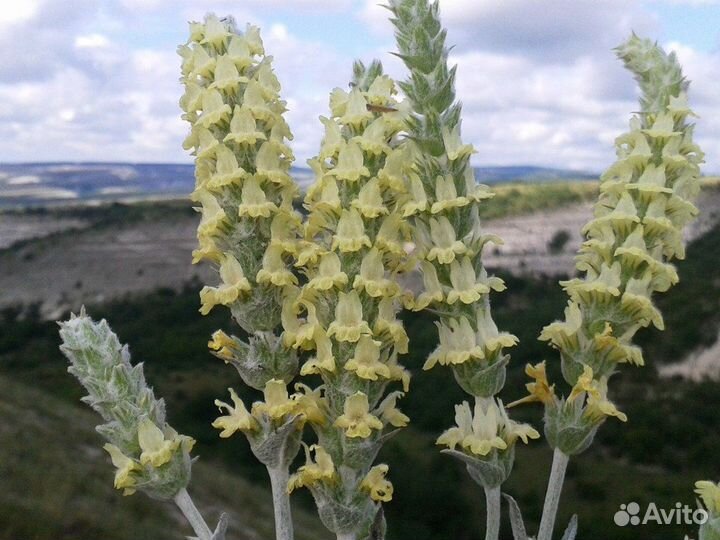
560;514;578;540
502;494;529;540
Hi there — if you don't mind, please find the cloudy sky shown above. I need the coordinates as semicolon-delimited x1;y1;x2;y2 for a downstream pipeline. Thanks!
2;0;719;173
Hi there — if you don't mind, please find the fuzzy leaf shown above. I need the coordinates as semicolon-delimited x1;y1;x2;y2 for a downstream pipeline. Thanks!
502;494;529;540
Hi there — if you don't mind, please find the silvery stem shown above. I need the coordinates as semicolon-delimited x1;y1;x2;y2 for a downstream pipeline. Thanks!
537;449;570;540
268;465;294;540
174;488;213;540
484;485;501;540
336;534;356;540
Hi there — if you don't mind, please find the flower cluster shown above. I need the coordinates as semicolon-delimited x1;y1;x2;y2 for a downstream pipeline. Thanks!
527;35;704;456
59;310;195;499
283;61;413;538
179;15;306;473
388;0;534;487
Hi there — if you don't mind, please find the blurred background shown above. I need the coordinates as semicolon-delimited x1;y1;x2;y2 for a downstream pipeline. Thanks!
1;1;720;539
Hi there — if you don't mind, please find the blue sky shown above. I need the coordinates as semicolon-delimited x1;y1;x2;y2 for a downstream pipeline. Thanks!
1;0;718;172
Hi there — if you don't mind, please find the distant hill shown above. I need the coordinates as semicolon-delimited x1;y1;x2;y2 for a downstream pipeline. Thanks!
0;162;597;208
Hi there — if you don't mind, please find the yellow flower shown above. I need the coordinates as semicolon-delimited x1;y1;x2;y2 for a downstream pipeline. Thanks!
436;401;507;456
374;297;409;354
539;301;583;352
431;174;469;214
293;300;323;350
193;127;221;158
643;112;680;139
300;328;336;375
361;465;394;502
329;141;370;182
208;329;236;361
351;178;388;218
496;400;540;446
387;351;411;392
442;125;475;161
583;377;627;423
199;254;252;315
327;291;372;343
446;257;490;304
209;55;248;92
237;177;278;218
310;177;342;214
226;35;253;70
567;365;599;402
427;217;467;265
402;174;429;217
332;208;372;253
103;444;140;495
695;481;720;514
256;142;291;185
199;14;232;48
195;190;226;237
352;117;391;156
189;44;215;79
423;318;484;370
319;116;343;159
252;379;298;421
256;245;298;287
365;75;396;105
334;392;384;438
138;419;182;468
378;146;411;193
192;234;222;264
353;248;399;298
412;261;444;310
345;336;391;381
269;212;300;254
338;88;373;127
507;362;556;407
243;24;265;56
375;214;407;255
475;307;518;354
208;144;247;189
224;105;267;146
307;252;348;291
329;87;349;117
377;391;409;427
213;388;258;437
198;89;232;128
287;444;336;493
243;80;274;122
291;383;327;425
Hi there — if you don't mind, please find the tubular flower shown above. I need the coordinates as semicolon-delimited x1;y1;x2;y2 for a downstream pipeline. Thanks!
532;35;703;441
361;465;394;502
212;388;258;437
287;444;337;493
334;392;384;438
104;444;141;495
252;379;298;421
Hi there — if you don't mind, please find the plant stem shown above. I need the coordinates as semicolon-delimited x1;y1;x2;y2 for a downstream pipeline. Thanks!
336;534;356;540
174;488;213;540
267;465;294;540
537;448;570;540
484;486;501;540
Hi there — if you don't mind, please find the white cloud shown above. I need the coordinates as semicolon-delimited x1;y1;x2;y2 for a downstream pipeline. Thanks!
0;0;40;24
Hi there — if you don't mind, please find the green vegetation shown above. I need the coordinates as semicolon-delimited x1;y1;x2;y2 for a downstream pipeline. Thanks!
2;219;720;539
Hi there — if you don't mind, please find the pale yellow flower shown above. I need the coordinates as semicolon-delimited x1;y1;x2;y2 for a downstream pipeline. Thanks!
331;208;372;253
326;291;372;343
307;252;348;291
353;248;399;298
213;388;258;437
334;392;384;438
287;444;336;492
256;245;298;287
361;464;394;502
103;444;140;495
138;419;181;468
345;336;390;381
252;379;298;420
238;177;278;218
427;217;467;264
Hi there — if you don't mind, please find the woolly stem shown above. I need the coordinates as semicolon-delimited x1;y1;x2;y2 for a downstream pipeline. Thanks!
537;449;570;540
336;534;356;540
174;488;213;540
268;465;294;540
484;485;501;540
